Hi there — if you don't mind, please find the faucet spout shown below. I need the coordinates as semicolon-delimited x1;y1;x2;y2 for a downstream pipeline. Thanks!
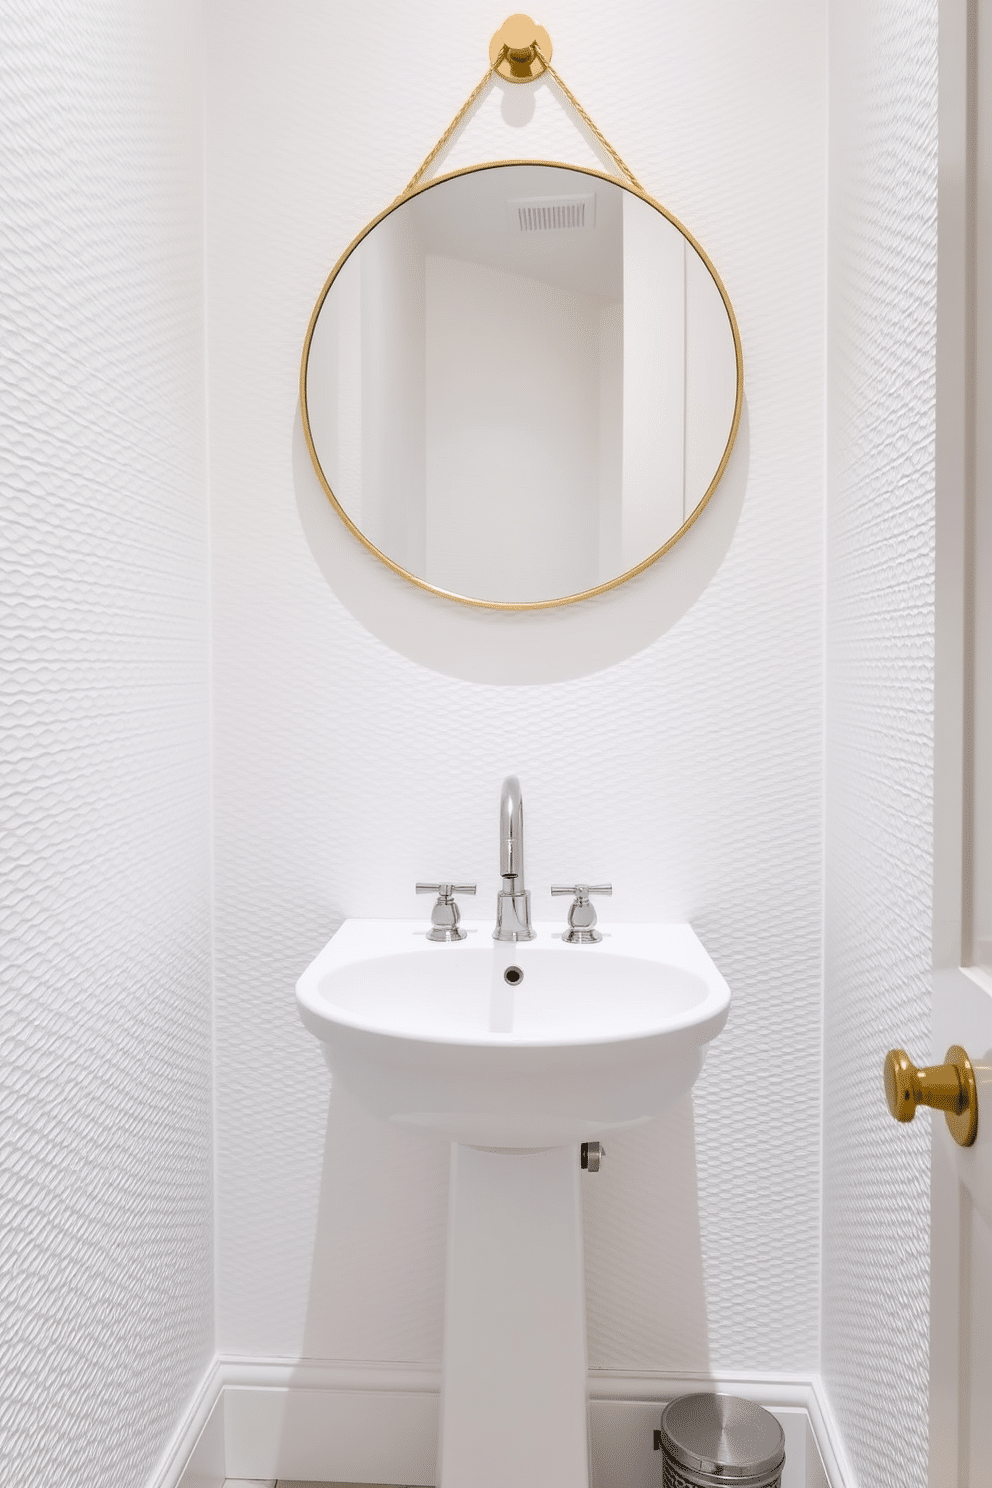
494;776;536;942
499;774;525;882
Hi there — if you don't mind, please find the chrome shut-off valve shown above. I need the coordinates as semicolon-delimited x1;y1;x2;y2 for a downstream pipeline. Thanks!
551;883;612;943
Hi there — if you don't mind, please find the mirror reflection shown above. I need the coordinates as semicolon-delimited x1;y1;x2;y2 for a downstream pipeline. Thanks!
303;163;741;607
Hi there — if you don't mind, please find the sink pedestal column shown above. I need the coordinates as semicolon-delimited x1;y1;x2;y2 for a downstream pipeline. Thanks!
438;1144;589;1488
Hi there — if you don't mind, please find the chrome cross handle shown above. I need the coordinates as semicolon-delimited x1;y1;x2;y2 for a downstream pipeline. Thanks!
416;883;477;943
551;883;612;944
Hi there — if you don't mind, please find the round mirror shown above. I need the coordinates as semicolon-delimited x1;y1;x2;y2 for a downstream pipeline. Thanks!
302;162;742;609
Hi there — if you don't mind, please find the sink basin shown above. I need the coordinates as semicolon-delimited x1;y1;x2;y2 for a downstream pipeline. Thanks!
296;918;730;1146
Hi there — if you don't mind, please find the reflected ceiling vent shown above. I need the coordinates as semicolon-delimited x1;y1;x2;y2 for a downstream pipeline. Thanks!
507;193;597;232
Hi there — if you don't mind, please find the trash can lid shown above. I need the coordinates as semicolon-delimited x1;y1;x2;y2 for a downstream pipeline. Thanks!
660;1394;786;1479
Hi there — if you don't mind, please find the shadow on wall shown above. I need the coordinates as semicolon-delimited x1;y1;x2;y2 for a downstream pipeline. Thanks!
583;1095;711;1373
292;402;749;685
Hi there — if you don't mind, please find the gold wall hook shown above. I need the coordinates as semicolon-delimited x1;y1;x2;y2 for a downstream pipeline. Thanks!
489;14;552;83
883;1045;978;1146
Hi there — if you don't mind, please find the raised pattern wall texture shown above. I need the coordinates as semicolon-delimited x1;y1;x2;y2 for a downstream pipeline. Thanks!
0;6;213;1487
824;1;938;1484
206;0;826;1375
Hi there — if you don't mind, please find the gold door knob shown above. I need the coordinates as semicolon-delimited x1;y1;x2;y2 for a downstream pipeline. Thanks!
883;1045;978;1147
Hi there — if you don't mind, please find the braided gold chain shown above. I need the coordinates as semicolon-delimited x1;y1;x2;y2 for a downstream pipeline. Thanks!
403;53;504;195
400;41;641;198
532;44;643;191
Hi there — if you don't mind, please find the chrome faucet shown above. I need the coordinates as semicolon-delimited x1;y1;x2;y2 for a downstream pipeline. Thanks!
493;775;536;942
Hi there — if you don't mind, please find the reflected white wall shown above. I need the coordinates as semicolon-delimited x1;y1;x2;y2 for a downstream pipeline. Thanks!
361;207;426;574
621;195;685;566
597;301;623;581
425;253;600;600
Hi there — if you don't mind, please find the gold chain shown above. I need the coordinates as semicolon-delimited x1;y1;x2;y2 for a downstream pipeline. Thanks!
532;44;643;191
400;42;642;199
403;54;504;195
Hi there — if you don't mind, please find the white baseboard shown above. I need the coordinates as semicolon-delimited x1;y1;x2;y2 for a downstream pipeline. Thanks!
150;1358;853;1488
145;1357;225;1488
805;1377;858;1488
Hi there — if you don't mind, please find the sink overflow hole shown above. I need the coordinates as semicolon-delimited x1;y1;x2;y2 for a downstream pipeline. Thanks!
504;966;524;985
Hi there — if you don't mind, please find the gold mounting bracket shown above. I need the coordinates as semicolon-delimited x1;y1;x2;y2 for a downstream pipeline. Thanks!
489;13;553;83
883;1045;979;1147
403;13;641;196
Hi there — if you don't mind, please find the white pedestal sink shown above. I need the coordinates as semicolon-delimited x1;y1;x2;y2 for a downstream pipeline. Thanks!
297;919;730;1488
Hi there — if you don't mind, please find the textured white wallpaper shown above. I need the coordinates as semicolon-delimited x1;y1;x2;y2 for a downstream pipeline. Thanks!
206;0;826;1376
0;5;213;1487
824;1;938;1485
0;1;946;1481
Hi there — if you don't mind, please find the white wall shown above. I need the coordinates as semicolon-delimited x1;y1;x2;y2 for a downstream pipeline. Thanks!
425;253;601;600
0;4;213;1487
824;1;938;1485
0;4;951;1483
206;0;826;1380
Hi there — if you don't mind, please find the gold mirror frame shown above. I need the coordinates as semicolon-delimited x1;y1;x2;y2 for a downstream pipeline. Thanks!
300;159;744;611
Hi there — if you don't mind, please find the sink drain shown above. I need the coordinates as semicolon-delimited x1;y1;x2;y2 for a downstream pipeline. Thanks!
503;965;524;985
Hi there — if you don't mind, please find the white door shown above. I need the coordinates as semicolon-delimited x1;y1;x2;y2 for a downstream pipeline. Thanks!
931;2;992;1481
928;972;992;1484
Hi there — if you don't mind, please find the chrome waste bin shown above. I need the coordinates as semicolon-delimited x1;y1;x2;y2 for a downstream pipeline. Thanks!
658;1393;785;1488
